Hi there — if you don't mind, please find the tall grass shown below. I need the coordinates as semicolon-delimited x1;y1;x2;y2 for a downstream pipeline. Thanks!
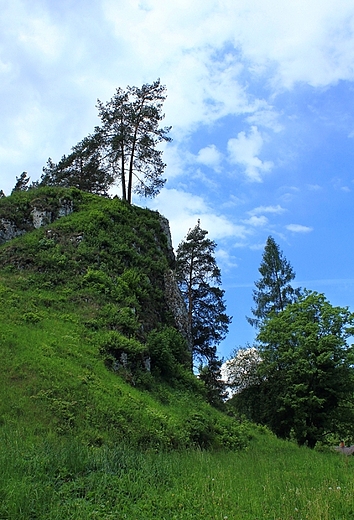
1;426;353;519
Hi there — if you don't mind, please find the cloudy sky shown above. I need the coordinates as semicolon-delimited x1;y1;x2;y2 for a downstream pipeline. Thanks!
1;0;354;358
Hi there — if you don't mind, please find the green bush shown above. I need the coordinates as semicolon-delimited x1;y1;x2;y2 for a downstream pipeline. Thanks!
147;326;191;378
99;330;148;374
186;412;215;449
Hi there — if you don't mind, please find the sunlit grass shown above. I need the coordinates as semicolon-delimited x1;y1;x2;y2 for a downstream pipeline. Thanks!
1;427;353;519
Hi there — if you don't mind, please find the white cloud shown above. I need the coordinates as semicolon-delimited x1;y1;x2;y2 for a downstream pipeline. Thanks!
286;224;313;233
196;145;223;171
249;204;286;215
307;184;323;191
216;249;239;269
246;108;283;133
243;215;269;227
249;242;268;251
146;188;249;246
222;195;247;209
18;16;65;61
227;126;274;182
102;0;354;90
331;177;351;192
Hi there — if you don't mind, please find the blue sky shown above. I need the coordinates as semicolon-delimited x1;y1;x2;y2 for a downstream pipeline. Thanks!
1;0;354;359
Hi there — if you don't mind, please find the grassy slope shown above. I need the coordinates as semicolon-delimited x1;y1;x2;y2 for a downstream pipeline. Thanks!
1;189;353;519
1;427;353;519
0;187;248;450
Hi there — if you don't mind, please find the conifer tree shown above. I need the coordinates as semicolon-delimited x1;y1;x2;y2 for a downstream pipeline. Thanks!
40;134;113;196
247;235;300;328
96;79;171;203
176;221;231;363
11;172;30;194
39;79;171;200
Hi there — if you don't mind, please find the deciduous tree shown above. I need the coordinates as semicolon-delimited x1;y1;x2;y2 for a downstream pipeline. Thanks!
224;345;261;394
253;292;354;447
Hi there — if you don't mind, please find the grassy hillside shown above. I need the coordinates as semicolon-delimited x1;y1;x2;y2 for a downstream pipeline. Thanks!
1;188;354;519
0;187;248;450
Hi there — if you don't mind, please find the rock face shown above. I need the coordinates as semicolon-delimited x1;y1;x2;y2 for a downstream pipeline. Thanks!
0;198;74;245
0;220;26;244
158;214;175;266
164;269;192;351
30;208;52;229
157;213;191;350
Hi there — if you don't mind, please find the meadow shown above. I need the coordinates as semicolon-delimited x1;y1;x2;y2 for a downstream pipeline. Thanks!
1;426;353;520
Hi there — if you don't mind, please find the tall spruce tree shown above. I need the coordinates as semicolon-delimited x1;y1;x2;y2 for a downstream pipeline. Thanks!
247;236;300;328
96;79;171;203
175;221;231;363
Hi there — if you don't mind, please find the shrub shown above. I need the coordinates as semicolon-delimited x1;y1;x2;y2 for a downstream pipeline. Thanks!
99;330;148;373
147;326;191;378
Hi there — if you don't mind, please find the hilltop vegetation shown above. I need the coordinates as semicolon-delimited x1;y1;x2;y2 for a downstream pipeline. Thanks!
0;186;248;450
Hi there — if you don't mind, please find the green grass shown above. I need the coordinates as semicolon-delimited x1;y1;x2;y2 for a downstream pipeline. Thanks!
0;269;249;451
1;427;353;519
1;188;353;518
0;189;250;452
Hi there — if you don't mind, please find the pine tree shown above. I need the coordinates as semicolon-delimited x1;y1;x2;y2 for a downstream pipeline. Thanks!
11;172;30;194
247;236;300;328
40;134;113;195
96;79;171;203
176;221;231;363
39;79;171;200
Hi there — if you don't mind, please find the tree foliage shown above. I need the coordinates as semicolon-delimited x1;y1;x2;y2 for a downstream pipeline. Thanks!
198;358;228;409
40;135;113;196
176;221;231;363
247;236;300;328
224;345;261;394
11;172;31;194
96;78;171;203
237;292;354;447
39;79;171;201
176;221;231;406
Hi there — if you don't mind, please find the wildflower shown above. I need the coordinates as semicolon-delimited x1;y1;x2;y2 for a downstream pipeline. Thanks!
337;486;341;490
